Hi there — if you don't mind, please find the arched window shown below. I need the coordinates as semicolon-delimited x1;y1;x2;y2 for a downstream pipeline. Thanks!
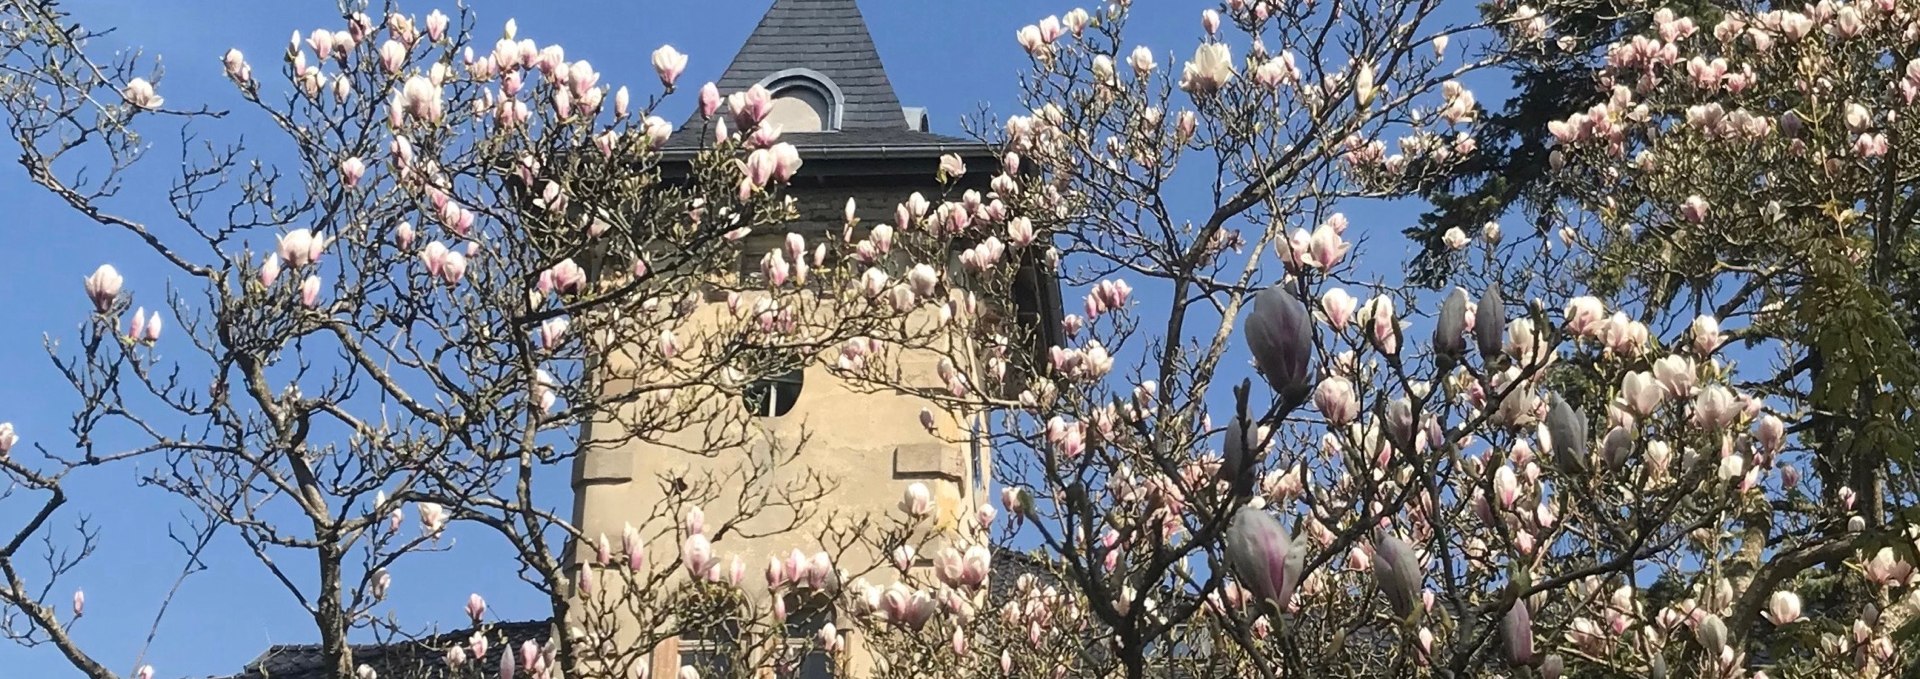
767;88;828;132
744;369;805;417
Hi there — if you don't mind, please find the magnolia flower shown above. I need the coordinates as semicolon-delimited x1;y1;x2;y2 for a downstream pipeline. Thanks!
1563;296;1605;337
139;309;162;343
1680;195;1710;224
900;482;933;518
1224;506;1305;613
466;593;487;623
83;264;123;312
1314;377;1359;425
123;78;164;109
682;534;714;579
1652;355;1696;396
1372;531;1422;619
1180;43;1234;94
1697;614;1728;651
1322;288;1358;329
223;49;251;83
72;589;84;617
0;423;16;456
1245;286;1313;395
299;275;323;308
1690;314;1721;355
1442;227;1469;250
277;228;328;268
424;10;448;42
1434;288;1469;368
1475;286;1504;359
1545;392;1588;475
340;156;367;187
1503;598;1534;666
652;45;688;88
1760;591;1801;625
1129;46;1157;73
1692;385;1740;430
1619;371;1664;416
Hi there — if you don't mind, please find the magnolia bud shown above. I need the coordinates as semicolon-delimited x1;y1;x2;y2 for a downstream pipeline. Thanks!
1540;654;1564;679
1475;286;1504;360
1503;598;1534;666
1224;506;1306;614
1697;614;1727;652
1372;531;1422;619
1545;392;1589;475
1602;426;1632;470
1434;287;1469;369
1244;286;1313;398
1220;415;1260;492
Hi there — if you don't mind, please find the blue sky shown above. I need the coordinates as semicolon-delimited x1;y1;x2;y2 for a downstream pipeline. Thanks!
0;1;1485;677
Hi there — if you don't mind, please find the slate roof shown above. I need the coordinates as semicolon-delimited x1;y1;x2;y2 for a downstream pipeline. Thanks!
221;550;1065;679
712;0;906;131
665;0;983;155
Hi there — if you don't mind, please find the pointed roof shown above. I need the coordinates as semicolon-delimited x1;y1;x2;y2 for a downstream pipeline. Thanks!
713;0;907;130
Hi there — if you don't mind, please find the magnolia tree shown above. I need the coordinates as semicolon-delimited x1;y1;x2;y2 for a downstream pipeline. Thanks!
5;1;1918;679
813;1;1918;679
1509;0;1920;674
0;1;982;678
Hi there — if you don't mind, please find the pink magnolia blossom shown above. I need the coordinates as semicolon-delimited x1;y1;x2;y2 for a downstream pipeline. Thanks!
900;482;933;518
277;228;328;268
340;156;367;188
122;78;163;109
682;534;714;578
422;10;448;42
1765;591;1802;626
299;276;322;308
651;45;688;89
1180;44;1234;94
83;264;123;312
223;49;251;84
141;309;162;343
1314;376;1359;425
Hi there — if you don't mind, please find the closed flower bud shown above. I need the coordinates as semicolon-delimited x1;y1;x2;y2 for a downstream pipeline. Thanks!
1372;531;1422;619
1503;598;1534;666
1697;614;1727;652
1220;415;1261;489
1245;286;1314;397
1224;506;1306;614
1434;288;1468;369
1602;426;1632;470
1475;286;1504;360
1540;654;1564;679
1545;392;1588;475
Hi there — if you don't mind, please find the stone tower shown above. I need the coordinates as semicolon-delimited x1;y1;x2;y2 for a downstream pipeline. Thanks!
568;1;1062;676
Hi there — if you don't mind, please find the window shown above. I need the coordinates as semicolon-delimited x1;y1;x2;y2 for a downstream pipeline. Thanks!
744;369;805;417
782;596;836;679
754;70;842;132
767;91;827;132
678;620;742;678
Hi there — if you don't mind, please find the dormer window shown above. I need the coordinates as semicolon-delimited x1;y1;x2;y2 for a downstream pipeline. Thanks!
757;69;843;132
